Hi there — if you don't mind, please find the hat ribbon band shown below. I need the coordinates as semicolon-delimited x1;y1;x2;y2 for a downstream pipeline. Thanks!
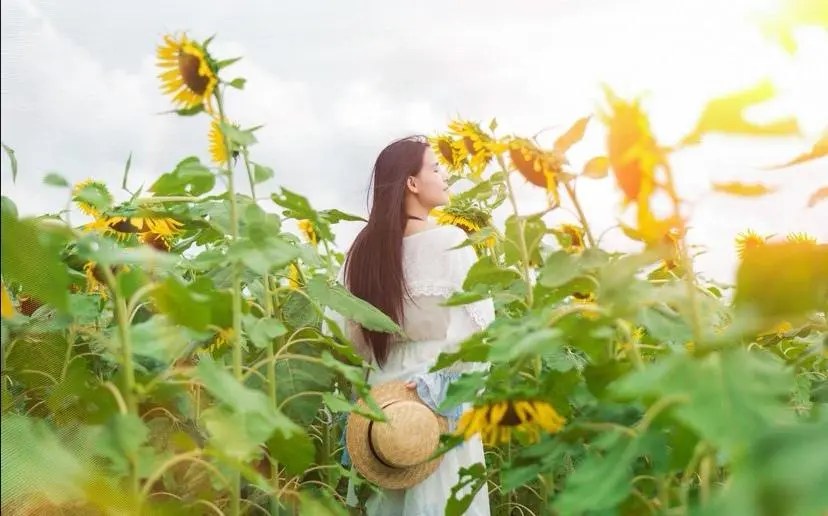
367;399;403;469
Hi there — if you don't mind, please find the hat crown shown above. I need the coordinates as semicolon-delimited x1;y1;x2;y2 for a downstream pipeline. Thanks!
370;400;441;468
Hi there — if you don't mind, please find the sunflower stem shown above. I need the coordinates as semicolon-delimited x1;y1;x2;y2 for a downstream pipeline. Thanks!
563;181;596;248
263;275;283;515
495;154;534;308
216;87;244;516
662;163;703;345
99;264;140;506
241;150;258;200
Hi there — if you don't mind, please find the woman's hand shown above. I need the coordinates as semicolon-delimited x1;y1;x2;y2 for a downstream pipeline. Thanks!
405;381;417;390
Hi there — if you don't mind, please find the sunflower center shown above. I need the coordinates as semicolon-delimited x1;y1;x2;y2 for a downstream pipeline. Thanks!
500;404;523;427
438;140;455;163
178;51;210;95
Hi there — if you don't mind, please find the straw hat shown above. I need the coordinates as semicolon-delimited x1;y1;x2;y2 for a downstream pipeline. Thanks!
346;380;448;490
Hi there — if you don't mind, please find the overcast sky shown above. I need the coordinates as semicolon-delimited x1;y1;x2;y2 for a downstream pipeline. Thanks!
2;0;826;285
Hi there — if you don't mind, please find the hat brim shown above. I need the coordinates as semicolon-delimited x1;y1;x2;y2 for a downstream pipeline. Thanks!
346;380;449;490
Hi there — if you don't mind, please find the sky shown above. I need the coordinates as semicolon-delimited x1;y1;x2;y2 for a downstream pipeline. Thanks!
1;0;826;285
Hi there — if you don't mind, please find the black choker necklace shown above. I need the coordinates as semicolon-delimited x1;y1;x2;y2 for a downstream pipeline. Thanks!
406;215;425;221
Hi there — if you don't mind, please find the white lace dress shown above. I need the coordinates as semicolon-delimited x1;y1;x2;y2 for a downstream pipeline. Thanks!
326;225;494;516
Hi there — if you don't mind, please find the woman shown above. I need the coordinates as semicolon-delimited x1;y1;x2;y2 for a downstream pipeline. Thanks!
325;135;494;515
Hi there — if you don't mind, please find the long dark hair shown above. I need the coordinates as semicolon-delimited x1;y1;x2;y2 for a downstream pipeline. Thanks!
344;135;429;367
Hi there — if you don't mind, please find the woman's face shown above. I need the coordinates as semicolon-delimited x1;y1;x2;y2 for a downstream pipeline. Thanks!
409;147;449;209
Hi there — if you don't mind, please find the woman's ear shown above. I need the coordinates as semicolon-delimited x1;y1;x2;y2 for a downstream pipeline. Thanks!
406;176;418;194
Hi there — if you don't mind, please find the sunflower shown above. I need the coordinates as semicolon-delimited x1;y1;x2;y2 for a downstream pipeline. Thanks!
298;219;317;246
83;262;108;299
72;179;113;218
786;232;817;245
455;400;566;446
1;282;15;319
429;135;465;173
86;215;183;241
207;327;234;354
735;229;767;258
139;232;172;252
209;118;240;165
660;228;682;270
598;87;662;205
554;223;585;253
508;137;565;200
432;205;495;248
156;34;218;113
448;120;499;178
287;263;302;290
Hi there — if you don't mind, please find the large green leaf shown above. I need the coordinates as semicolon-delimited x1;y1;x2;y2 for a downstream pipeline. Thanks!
1;216;70;311
151;276;212;331
612;348;796;454
538;251;582;288
463;256;522;292
503;215;545;267
0;414;97;507
5;332;68;388
700;418;828;516
195;356;311;473
228;236;300;276
307;275;399;333
243;314;287;349
445;463;488;516
149;156;215;196
128;316;204;363
96;414;149;477
554;431;660;514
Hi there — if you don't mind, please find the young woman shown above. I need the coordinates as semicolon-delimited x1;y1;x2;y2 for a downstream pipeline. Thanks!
326;135;494;515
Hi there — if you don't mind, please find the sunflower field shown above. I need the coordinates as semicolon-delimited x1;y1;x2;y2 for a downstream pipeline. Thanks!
1;24;827;516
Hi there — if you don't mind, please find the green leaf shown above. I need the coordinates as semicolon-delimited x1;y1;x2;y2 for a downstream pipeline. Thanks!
432;333;489;372
463;256;522;292
636;306;693;344
1;142;18;182
151;276;212;331
43;172;69;187
1;196;18;220
538;251;582;288
445;463;487;516
228;236;301;276
1;414;91;504
5;332;68;388
554;431;654;514
221;122;257;147
267;424;316;477
122;151;132;191
295;490;349;516
252;163;274;184
319;208;367;224
229;77;247;89
116;266;147;302
307;275;399;333
702;418;828;516
174;104;205;116
217;57;242;69
321;392;385;421
504;216;546;267
97;414;149;476
735;242;828;319
439;372;487;411
243;314;287;349
612;349;796;454
196;356;309;468
77;236;179;270
128;316;203;363
1;216;70;311
74;181;113;213
443;290;488;306
489;328;564;362
149;156;215;196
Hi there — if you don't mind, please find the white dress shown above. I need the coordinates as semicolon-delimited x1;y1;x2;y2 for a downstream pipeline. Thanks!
325;225;495;516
